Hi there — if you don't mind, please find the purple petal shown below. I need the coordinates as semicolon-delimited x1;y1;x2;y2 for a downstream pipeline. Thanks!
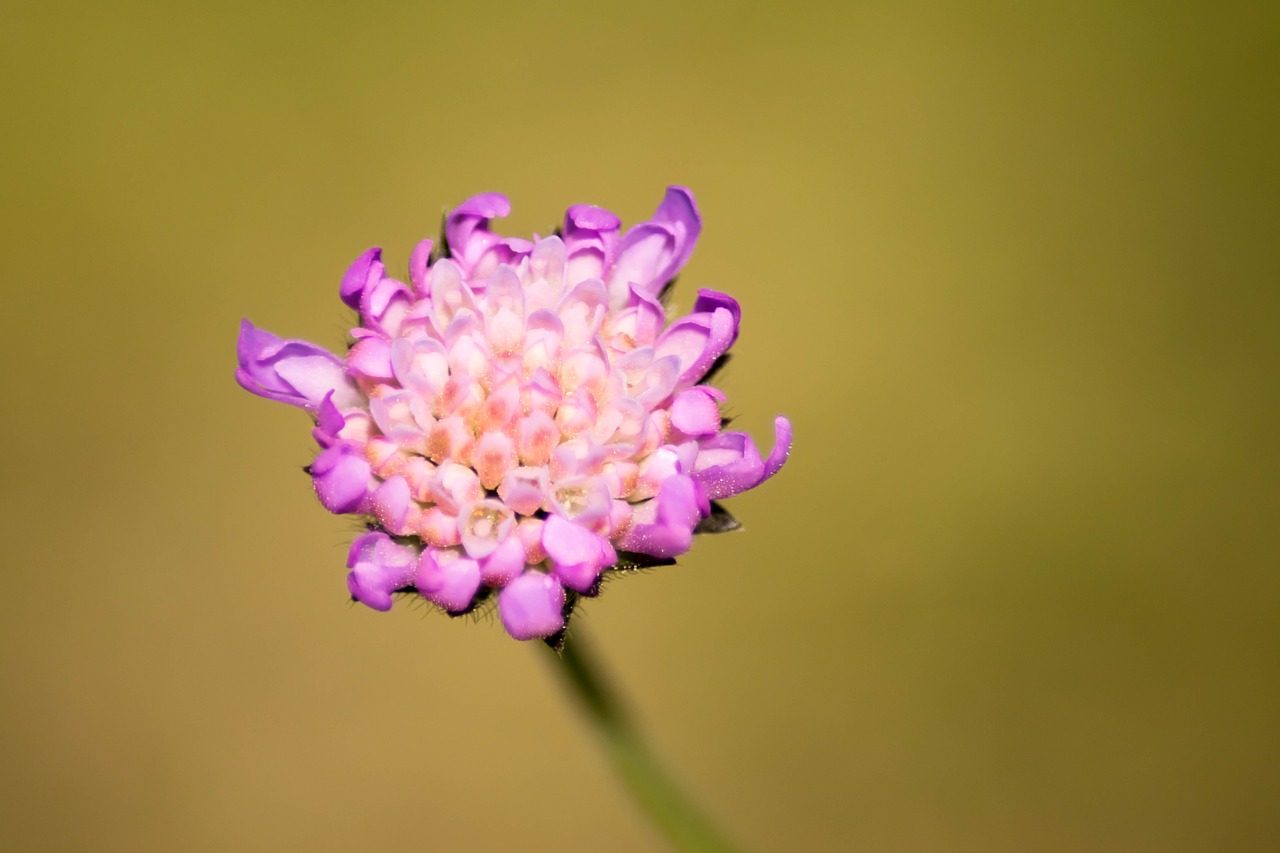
653;307;736;391
606;186;702;302
761;416;793;483
690;432;761;500
446;192;512;274
650;185;701;286
311;390;346;448
631;354;681;410
346;336;395;381
692;288;741;349
345;531;419;611
564;203;621;288
236;319;361;411
415;549;482;613
608;222;675;302
566;203;621;235
690;419;789;501
474;237;533;280
311;443;371;514
617;475;701;558
542;514;616;593
346;565;394;612
359;275;412;338
340;247;383;310
409;238;433;296
480;535;526;586
622;284;666;346
372;475;412;532
346;530;418;574
670;387;723;437
498;572;566;641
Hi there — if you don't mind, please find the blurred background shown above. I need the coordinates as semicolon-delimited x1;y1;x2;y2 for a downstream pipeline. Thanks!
2;1;1277;850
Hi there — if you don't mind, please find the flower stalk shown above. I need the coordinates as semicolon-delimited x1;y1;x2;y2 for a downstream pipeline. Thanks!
550;634;740;853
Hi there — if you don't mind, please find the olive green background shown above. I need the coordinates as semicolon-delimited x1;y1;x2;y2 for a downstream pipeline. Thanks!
2;1;1276;850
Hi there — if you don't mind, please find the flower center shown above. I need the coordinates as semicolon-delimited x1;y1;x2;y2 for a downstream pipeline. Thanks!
465;504;506;541
554;484;590;518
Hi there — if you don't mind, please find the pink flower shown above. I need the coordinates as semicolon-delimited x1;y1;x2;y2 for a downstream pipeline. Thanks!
237;187;791;643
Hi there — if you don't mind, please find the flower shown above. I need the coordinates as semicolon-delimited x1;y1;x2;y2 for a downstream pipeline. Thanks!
236;187;792;643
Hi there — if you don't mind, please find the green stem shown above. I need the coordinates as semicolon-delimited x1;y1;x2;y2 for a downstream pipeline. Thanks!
549;634;741;853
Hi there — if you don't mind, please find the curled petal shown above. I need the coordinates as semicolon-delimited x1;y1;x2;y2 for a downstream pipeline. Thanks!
608;223;675;306
236;319;362;412
692;416;792;500
408;238;433;296
692;289;741;349
606;186;702;304
762;416;793;483
445;193;510;269
340;247;383;310
359;275;412;338
498;572;566;641
690;432;760;501
567;203;622;234
654;307;736;391
445;193;532;277
473;237;532;280
564;204;621;288
650;185;702;286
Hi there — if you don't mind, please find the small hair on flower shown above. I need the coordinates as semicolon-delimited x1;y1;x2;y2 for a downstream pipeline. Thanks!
236;187;792;644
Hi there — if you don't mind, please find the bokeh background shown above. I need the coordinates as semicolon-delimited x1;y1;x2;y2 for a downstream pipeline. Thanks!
2;1;1277;850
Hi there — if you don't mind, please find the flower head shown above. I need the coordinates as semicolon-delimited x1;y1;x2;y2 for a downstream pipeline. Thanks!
237;187;791;643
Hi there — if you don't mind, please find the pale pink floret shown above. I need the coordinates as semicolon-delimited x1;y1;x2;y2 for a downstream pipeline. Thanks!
237;187;792;642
